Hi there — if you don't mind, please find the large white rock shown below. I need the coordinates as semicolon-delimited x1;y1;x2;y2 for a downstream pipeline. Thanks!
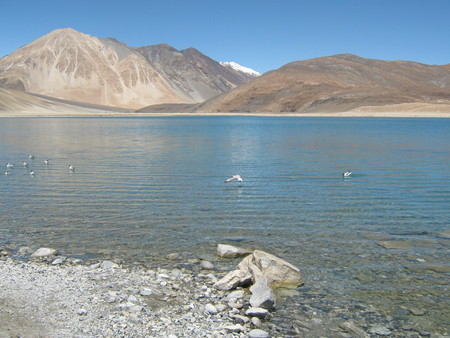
214;249;302;291
217;244;252;258
31;247;57;257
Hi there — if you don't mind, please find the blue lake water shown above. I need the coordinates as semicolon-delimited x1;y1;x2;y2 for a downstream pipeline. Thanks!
1;116;449;332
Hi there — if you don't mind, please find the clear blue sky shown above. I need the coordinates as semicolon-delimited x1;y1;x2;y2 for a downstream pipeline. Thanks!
1;0;449;73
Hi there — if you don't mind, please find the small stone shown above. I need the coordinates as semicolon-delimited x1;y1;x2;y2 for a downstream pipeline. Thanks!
166;253;180;260
18;246;33;255
200;260;215;270
248;329;270;338
251;317;262;328
77;308;88;316
51;258;64;265
31;247;57;257
369;325;391;336
215;303;227;312
100;260;119;269
224;324;244;333
339;320;368;337
205;303;218;315
406;307;426;316
217;244;252;258
140;288;152;296
226;290;245;300
233;314;249;325
245;307;269;319
1;251;8;256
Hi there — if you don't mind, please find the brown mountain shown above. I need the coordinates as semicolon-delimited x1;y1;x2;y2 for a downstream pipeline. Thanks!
195;54;450;113
0;28;258;109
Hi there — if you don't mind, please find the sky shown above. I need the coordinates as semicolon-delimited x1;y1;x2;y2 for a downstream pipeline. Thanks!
1;0;449;74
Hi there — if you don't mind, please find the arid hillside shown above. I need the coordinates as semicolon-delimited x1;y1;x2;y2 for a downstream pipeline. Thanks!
0;28;258;109
195;54;450;114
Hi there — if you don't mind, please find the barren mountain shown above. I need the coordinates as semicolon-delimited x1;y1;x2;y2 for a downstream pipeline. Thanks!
0;28;258;109
195;54;450;113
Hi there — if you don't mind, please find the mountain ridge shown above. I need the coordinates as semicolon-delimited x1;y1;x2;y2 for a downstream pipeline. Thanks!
0;28;258;109
194;53;450;114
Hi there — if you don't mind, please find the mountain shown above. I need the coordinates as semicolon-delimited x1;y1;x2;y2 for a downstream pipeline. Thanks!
0;28;259;109
220;62;261;77
195;54;450;113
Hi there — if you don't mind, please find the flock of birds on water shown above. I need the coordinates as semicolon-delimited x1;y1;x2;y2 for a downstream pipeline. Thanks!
5;155;352;181
5;154;75;177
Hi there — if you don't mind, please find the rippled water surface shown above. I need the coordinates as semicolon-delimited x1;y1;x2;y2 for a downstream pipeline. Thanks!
1;116;449;333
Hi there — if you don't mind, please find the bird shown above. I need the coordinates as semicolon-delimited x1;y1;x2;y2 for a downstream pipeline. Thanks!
343;170;352;178
44;159;49;165
23;161;29;167
28;154;35;160
69;165;75;172
5;170;10;176
225;174;243;183
6;162;14;168
29;170;35;176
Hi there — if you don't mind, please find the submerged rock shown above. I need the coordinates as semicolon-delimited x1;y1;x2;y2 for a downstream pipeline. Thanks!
217;244;252;258
31;248;57;257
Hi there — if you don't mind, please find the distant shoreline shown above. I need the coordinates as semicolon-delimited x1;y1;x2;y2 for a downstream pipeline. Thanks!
2;111;450;118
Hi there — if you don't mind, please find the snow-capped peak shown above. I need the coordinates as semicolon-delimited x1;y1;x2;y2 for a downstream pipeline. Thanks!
220;61;260;77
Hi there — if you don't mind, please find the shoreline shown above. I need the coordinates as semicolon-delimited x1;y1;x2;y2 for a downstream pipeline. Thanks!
1;244;448;337
2;110;450;118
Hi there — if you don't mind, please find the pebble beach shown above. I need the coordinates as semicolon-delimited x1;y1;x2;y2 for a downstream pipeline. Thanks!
1;244;449;338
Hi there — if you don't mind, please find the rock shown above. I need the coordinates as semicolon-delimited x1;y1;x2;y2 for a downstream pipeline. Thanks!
205;303;218;315
246;250;303;288
248;329;270;338
251;316;262;327
77;308;88;316
214;269;252;291
339;320;369;338
245;307;270;319
369;325;391;336
249;277;276;310
200;260;215;270
18;246;33;255
233;314;249;325
224;324;244;333
225;290;245;301
166;253;180;260
140;288;152;296
217;244;252;258
100;260;119;269
51;258;64;265
31;247;57;257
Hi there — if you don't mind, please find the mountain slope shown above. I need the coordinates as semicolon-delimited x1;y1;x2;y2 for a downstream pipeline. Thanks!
0;28;258;109
196;54;450;113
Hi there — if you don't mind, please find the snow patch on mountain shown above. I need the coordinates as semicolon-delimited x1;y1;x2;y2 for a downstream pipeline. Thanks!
221;61;260;77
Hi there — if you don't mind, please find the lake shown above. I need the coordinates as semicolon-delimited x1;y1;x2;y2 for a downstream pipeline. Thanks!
1;116;449;334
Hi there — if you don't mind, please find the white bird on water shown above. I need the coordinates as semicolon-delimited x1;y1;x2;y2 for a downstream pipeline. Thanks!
69;165;75;172
225;174;243;183
23;161;29;167
343;170;352;178
6;162;14;168
44;159;49;165
29;154;35;160
5;170;10;176
29;170;35;176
